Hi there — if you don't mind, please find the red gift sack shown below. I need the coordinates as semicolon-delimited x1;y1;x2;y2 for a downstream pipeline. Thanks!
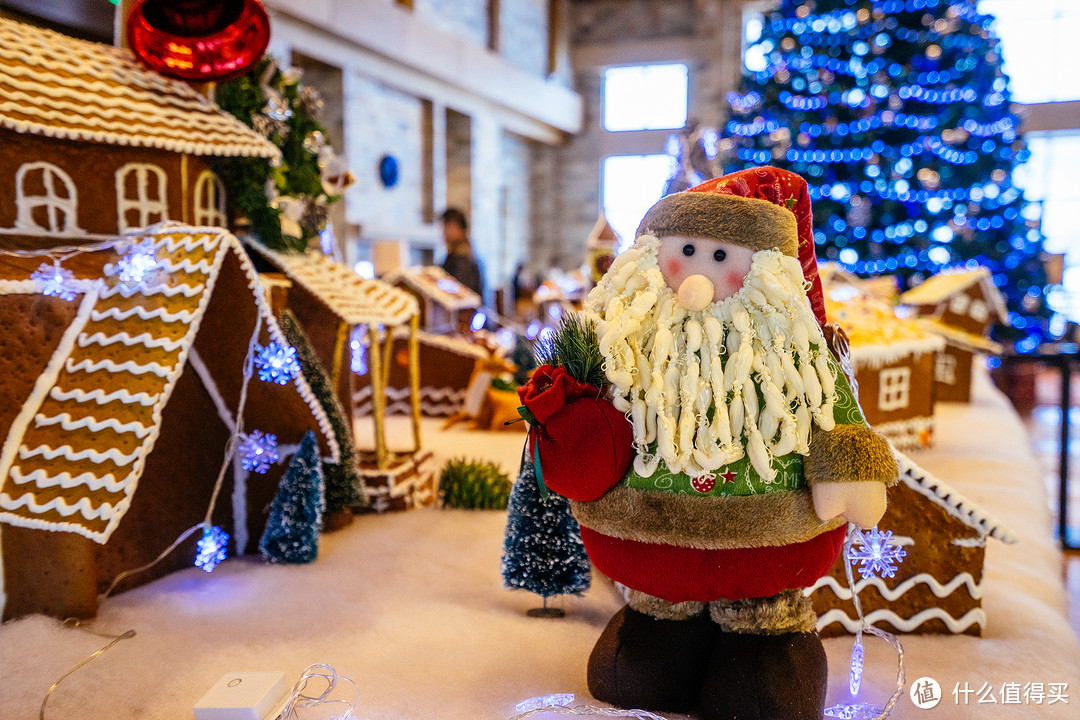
518;365;634;502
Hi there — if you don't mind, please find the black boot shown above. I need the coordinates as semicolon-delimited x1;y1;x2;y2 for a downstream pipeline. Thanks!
698;631;828;720
587;604;718;713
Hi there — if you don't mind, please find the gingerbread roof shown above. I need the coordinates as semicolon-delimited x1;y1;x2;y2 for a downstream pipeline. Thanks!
899;267;1008;323
246;242;419;326
0;225;337;543
383;266;482;312
924;319;1004;355
896;449;1016;544
824;294;945;370
586;212;620;245
0;17;279;160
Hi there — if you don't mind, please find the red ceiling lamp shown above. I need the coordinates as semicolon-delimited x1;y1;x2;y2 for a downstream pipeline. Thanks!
127;0;271;82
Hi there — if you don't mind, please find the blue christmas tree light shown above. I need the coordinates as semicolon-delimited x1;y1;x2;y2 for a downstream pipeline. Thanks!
254;341;300;385
117;239;162;286
849;638;865;695
239;430;279;474
847;527;907;580
195;525;230;572
31;262;77;301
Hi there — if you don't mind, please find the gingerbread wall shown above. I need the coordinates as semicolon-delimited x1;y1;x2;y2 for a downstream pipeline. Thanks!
0;129;218;237
855;353;936;428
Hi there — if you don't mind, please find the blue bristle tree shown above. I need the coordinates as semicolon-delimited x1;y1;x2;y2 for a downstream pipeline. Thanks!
501;459;591;616
259;431;326;564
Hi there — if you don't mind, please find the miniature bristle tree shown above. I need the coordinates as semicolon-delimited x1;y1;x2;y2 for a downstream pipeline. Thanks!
439;458;512;510
501;459;591;617
260;431;326;564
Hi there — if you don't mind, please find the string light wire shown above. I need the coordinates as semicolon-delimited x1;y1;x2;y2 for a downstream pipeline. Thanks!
39;625;136;720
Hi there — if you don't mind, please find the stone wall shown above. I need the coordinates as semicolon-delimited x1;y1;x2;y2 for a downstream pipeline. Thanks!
500;0;549;77
571;0;698;44
413;0;489;48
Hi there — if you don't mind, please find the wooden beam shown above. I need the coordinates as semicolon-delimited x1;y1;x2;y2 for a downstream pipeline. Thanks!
264;0;582;137
572;37;719;70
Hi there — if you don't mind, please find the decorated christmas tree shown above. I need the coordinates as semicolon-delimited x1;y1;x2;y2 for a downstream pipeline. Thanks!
501;459;591;615
698;0;1048;347
260;431;326;564
217;56;347;253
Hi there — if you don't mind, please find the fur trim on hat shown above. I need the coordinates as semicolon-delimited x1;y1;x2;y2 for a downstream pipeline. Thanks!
636;192;799;256
804;425;899;487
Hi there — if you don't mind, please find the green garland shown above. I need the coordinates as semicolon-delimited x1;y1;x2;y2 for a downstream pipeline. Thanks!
216;56;337;253
279;309;363;514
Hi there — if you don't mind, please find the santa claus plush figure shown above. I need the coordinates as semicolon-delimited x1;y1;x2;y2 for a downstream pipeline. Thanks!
517;167;898;719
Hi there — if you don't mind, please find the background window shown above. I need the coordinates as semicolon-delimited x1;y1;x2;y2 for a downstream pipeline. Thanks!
601;154;676;247
879;367;912;412
979;0;1080;104
603;64;688;132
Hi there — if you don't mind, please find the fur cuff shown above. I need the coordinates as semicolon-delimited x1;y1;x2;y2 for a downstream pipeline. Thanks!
708;590;816;634
626;589;706;621
805;425;899;487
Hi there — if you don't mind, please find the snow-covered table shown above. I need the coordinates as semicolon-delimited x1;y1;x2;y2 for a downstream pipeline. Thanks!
1;369;1078;719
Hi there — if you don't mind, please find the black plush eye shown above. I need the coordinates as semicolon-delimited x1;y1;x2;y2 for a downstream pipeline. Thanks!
682;243;695;257
713;248;727;262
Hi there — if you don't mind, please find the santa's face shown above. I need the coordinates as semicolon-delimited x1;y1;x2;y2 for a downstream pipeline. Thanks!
656;236;756;310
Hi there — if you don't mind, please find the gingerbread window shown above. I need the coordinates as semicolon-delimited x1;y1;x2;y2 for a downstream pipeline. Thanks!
116;163;168;232
15;162;80;234
969;299;989;323
936;353;957;386
193;171;227;227
879;366;911;411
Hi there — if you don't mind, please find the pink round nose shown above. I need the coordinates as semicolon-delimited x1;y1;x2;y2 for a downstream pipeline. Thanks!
677;274;715;311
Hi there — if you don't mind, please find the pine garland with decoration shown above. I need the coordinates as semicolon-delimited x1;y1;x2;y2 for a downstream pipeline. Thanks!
535;315;607;389
260;431;326;563
501;458;591;604
216;55;338;253
279;309;363;514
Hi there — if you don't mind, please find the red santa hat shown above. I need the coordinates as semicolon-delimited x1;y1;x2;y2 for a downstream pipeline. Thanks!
636;166;828;328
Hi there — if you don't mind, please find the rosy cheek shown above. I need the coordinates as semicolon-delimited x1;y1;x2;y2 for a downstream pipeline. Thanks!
665;259;683;279
726;270;744;290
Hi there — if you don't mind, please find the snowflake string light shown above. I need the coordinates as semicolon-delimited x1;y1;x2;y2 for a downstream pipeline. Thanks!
254;342;300;385
195;525;230;572
31;262;77;301
117;240;162;286
514;693;575;713
849;638;865;695
847;527;907;580
239;430;279;474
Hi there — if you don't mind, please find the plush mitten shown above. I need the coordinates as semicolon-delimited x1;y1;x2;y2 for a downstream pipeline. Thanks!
518;365;633;501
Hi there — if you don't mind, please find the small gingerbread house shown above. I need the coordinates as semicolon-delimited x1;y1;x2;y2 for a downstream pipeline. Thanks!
244;242;438;512
0;16;278;241
824;290;945;450
900;268;1007;403
385;266;482;334
809;452;1017;636
0;225;337;621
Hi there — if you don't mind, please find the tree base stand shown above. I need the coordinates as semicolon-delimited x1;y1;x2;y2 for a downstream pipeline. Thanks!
527;597;565;618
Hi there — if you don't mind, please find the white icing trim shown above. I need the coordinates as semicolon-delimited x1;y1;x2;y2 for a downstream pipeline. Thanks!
193;171;227;228
115;163;168;233
100;281;205;300
77;331;186;352
65;357;172;378
848;335;946;371
33;412;153;438
15;161;82;234
49;386;159;407
893;447;1019;544
816;607;985;634
809;571;984;602
89;304;196;324
0;491;118;522
18;444;140;466
187;348;236;434
8;466;130;494
952;536;987;548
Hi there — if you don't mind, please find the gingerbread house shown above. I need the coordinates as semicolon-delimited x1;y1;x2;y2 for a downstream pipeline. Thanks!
809;452;1017;636
824;291;945;450
0;16;278;241
244;242;438;512
900;268;1007;403
385;266;482;334
0;225;338;621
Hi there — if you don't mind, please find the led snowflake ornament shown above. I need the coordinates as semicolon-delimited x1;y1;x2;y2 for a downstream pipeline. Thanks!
239;430;279;474
847;527;907;580
117;240;162;286
31;262;77;301
254;342;300;385
195;525;230;572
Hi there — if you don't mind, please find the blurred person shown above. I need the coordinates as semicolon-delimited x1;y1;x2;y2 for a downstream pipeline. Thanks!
440;208;484;298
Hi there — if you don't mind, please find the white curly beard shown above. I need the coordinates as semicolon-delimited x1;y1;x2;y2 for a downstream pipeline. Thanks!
583;235;837;482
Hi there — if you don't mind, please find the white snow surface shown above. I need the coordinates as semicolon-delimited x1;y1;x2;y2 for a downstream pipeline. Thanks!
1;368;1078;719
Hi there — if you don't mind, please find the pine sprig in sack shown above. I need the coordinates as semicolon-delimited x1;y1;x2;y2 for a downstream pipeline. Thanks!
535;314;607;389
